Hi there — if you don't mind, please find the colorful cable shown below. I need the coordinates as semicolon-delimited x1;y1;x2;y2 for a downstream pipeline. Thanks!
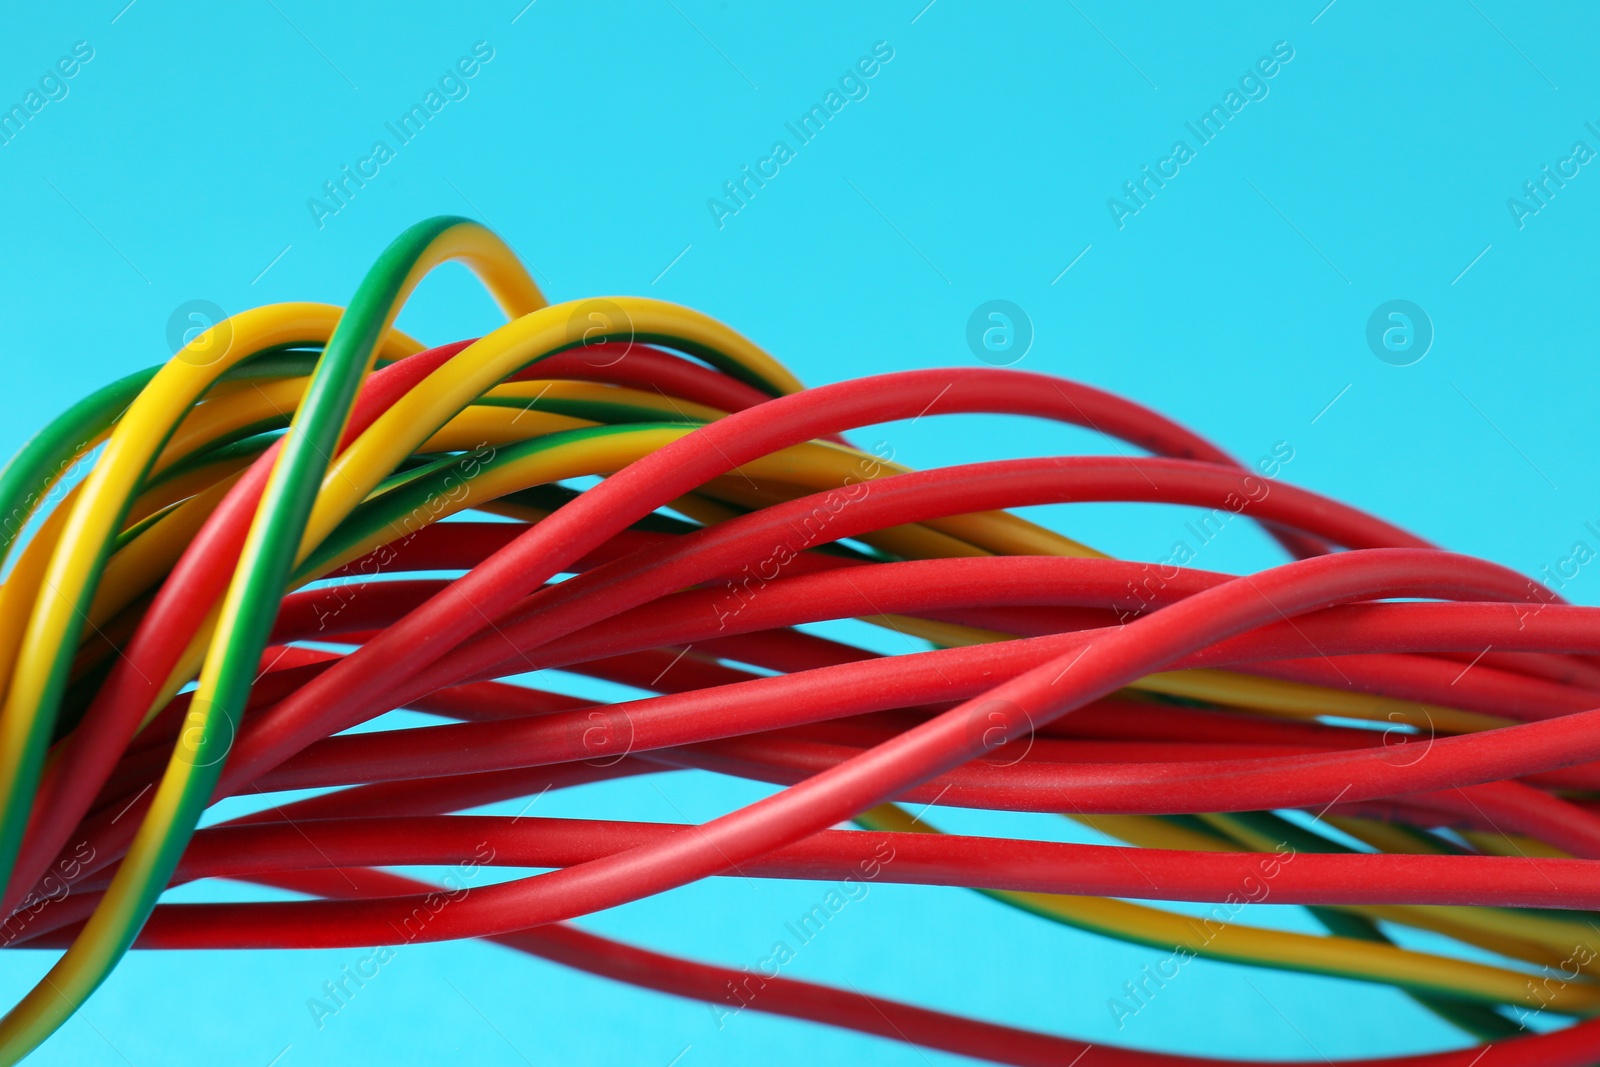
1;216;1599;1064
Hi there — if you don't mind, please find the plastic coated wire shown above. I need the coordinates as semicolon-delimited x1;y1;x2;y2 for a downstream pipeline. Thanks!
1;218;1599;1064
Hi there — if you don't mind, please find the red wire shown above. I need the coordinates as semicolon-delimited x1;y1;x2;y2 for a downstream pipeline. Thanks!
21;861;1600;1067
45;814;1600;913
20;348;1600;1064
42;548;1580;949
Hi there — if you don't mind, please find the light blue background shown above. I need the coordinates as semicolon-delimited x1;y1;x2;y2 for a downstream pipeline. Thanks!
2;1;1597;1064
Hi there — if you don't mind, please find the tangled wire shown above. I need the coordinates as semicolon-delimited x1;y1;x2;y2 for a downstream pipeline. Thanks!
1;217;1598;1065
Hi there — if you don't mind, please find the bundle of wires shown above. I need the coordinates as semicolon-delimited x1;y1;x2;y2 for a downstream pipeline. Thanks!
5;216;1600;1065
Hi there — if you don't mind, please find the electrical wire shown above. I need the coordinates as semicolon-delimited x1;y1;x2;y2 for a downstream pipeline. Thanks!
2;217;1599;1065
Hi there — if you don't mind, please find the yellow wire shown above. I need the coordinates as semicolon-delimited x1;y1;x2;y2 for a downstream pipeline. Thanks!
0;226;540;1057
863;803;1597;1013
0;306;419;791
294;297;802;569
1192;813;1600;979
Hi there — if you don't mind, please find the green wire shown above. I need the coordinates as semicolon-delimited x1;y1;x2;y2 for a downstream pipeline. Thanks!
292;421;695;581
125;218;479;912
1310;906;1524;1040
1208;811;1525;1038
0;347;336;905
0;218;484;1067
0;366;154;565
0;348;324;569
